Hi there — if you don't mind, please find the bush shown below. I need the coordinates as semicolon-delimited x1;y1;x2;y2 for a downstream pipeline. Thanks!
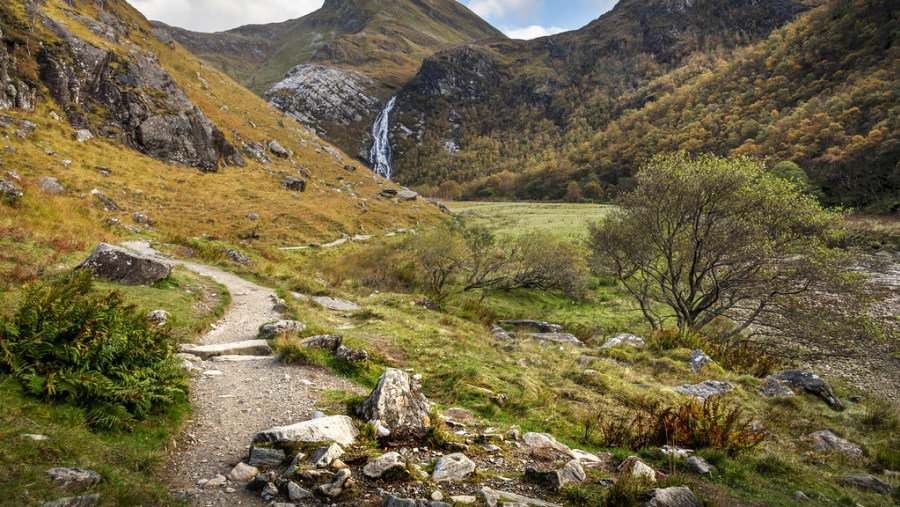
597;396;767;456
0;272;187;429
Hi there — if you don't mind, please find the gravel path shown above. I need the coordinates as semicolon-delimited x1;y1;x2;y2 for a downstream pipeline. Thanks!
121;242;363;506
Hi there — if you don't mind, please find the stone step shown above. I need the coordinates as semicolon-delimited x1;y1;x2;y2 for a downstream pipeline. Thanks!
210;355;275;362
180;339;272;360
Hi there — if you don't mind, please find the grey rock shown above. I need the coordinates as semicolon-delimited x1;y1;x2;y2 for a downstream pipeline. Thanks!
287;481;313;501
39;177;66;195
774;370;844;411
479;487;561;507
689;350;713;373
577;356;599;366
249;447;287;467
497;320;563;333
673;380;734;401
228;462;259;482
281;176;307;192
253;415;359;447
529;333;582;346
38;494;100;507
261;481;279;500
243;141;272;164
145;310;170;325
204;474;227;488
91;189;121;211
760;377;795;398
268;140;292;158
310;443;344;468
802;430;863;459
640;486;702;507
336;345;368;362
600;332;646;349
685;456;713;475
525;459;585;490
247;471;277;491
77;243;172;286
21;433;50;441
226;249;251;265
299;334;343;351
132;213;156;225
356;368;433;440
180;339;272;360
248;213;260;221
317;468;351;498
397;189;419;201
0;179;23;203
283;453;306;476
258;320;307;340
619;456;657;482
363;452;407;479
381;495;417;507
46;468;101;491
522;432;572;455
660;446;693;457
311;296;360;311
432;453;476;482
841;473;894;494
0;29;37;110
794;491;810;501
74;129;93;142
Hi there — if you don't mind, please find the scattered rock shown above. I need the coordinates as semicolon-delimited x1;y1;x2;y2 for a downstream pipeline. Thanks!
685;456;713;475
287;480;313;501
522;432;572;455
145;309;169;326
640;486;702;507
529;333;582;346
397;189;418;201
90;189;121;211
310;443;344;468
479;487;561;507
600;332;646;349
311;296;360;311
46;468;101;491
180;339;272;360
525;459;586;490
283;453;307;476
132;213;156;225
248;213;260;221
253;415;359;447
317;468;351;498
228;462;259;482
21;433;50;441
38;494;101;507
793;491;810;501
673;380;734;401
74;129;93;142
258;320;307;340
619;456;657;482
432;453;476;482
204;474;227;488
268;140;292;158
281;176;307;192
249;447;287;467
760;377;795;398
39;177;66;195
77;243;172;286
497;320;563;333
299;334;343;351
356;368;433;440
802;430;863;459
0;178;23;203
660;446;693;458
336;345;368;362
773;370;844;411
841;473;894;494
363;452;408;480
450;496;476;505
689;350;714;373
226;248;251;265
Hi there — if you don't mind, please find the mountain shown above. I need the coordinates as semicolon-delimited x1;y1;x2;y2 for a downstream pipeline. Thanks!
387;0;898;210
0;0;439;290
153;0;504;158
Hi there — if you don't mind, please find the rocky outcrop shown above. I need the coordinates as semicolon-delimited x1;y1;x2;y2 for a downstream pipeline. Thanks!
356;368;433;440
0;27;36;111
773;370;844;411
77;243;172;286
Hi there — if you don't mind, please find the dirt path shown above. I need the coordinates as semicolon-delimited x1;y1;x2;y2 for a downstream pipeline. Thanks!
121;242;362;506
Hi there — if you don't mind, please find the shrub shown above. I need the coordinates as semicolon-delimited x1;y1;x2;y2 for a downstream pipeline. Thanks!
597;396;767;456
0;272;187;429
702;338;781;378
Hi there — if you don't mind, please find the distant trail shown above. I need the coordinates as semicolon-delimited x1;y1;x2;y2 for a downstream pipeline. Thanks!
121;242;362;506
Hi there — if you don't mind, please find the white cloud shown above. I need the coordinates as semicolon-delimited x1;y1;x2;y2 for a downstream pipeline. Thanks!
503;24;567;39
466;0;542;23
128;0;324;32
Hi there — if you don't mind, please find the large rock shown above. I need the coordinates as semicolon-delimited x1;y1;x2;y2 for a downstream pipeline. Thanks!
180;339;272;360
248;447;286;466
841;473;894;494
356;368;433;440
685;456;713;475
252;415;359;447
0;179;23;203
312;296;360;311
432;453;476;482
281;176;307;192
497;320;563;333
760;377;795;398
258;320;307;340
525;459;586;490
39;177;66;195
689;350;714;373
801;430;863;459
310;443;344;468
673;380;734;401
363;452;408;480
299;334;343;351
640;486;702;507
227;462;259;482
77;243;172;286
46;468;101;491
522;432;572;455
317;468;351;498
773;370;844;411
619;456;657;482
38;495;100;507
601;332;646;349
479;487;561;507
528;333;582;346
268;140;292;158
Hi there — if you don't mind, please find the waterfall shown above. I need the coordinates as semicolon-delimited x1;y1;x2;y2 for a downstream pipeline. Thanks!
370;96;397;180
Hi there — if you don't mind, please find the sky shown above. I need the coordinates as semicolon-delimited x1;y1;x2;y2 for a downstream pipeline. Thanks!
128;0;619;39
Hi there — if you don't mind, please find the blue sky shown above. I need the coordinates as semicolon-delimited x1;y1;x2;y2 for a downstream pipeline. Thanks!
129;0;618;38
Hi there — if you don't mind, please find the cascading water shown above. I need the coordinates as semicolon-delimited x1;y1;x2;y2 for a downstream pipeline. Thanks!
370;96;397;180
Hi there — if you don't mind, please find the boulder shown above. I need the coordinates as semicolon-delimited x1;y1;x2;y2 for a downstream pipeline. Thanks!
145;309;170;326
281;176;307;192
258;320;307;340
689;350;713;373
317;468;351;498
522;432;572;456
432;453;476;482
640;486;702;507
362;452;407;480
601;333;646;349
46;468;101;491
38;495;100;507
356;368;433;440
524;459;585;490
310;443;344;468
77;243;172;286
673;380;734;401
0;178;23;203
180;340;272;360
252;415;359;447
397;189;419;201
618;456;657;482
268;140;292;158
132;213;156;225
311;296;360;311
497;320;563;333
479;487;561;507
841;473;894;494
283;453;307;476
39;177;65;195
73;129;93;142
801;430;863;459
760;377;795;398
227;462;259;482
685;456;713;475
773;370;844;411
90;189;121;211
299;334;343;351
335;345;368;362
226;248;251;265
287;481;313;501
529;333;582;346
249;447;286;467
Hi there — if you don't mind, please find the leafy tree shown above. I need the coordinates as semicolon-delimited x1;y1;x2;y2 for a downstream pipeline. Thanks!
588;152;878;356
